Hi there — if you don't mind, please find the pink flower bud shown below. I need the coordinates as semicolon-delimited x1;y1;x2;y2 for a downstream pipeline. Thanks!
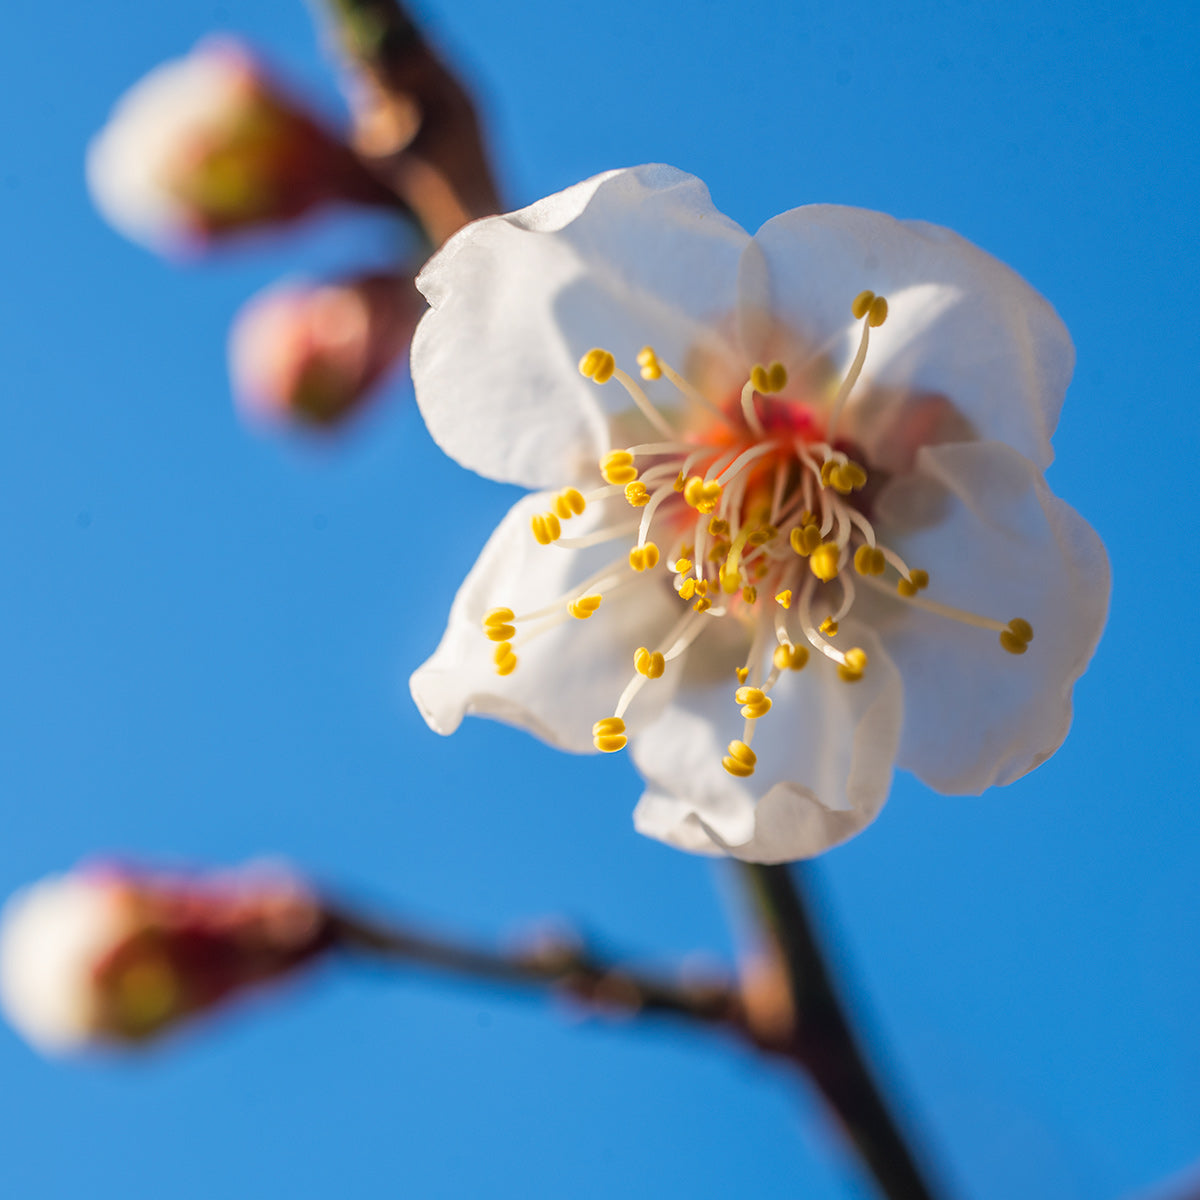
87;38;391;253
0;863;332;1052
230;273;421;428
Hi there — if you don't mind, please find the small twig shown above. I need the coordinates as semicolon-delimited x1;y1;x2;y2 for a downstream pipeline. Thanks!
326;907;745;1032
739;863;946;1200
315;0;502;246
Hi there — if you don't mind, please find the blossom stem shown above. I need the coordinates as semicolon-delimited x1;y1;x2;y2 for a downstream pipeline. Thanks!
314;0;502;246
326;906;745;1029
736;863;946;1200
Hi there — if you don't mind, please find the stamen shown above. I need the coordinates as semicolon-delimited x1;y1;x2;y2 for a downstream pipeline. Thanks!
721;739;757;778
530;512;562;545
628;543;660;572
827;290;888;444
809;542;841;583
592;717;627;753
634;647;666;678
493;642;518;676
599;450;638;485
555;520;641;550
610;366;678;438
857;573;1032;651
735;686;772;719
567;594;603;620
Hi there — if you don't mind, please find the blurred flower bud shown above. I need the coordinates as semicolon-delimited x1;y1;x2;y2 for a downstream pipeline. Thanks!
230;273;421;428
0;863;332;1052
87;38;392;253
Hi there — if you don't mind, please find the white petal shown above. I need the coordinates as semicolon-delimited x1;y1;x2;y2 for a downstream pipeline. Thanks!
747;205;1073;468
411;165;751;489
873;441;1109;793
0;875;128;1052
630;624;902;862
410;493;684;753
86;41;249;251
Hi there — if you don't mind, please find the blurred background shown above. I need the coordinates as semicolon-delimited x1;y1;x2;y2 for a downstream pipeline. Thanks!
1;0;1197;1196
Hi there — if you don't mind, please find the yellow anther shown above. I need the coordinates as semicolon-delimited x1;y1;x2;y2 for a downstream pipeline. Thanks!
809;542;841;582
749;526;778;548
568;594;603;620
624;480;650;507
673;557;693;574
851;290;876;320
822;459;868;494
752;561;769;580
820;617;840;637
719;566;742;595
708;541;730;561
634;647;665;678
708;517;730;537
600;450;638;485
790;523;821;557
722;739;757;778
750;361;788;394
592;717;627;753
485;623;516;642
678;578;697;600
1000;618;1034;655
775;589;793;609
693;596;712;613
636;346;662;381
628;542;660;572
530;511;562;545
579;348;616;384
684;476;723;513
773;643;809;672
552;488;586;519
838;647;868;682
868;295;889;327
854;544;887;576
735;667;750;684
493;643;518;676
673;470;686;492
694;580;709;597
897;568;930;598
741;585;758;604
735;687;772;720
483;608;515;628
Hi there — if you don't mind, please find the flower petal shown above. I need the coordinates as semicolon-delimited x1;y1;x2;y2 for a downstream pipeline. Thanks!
411;493;684;753
873;440;1110;793
746;205;1073;468
411;165;751;489
630;625;902;862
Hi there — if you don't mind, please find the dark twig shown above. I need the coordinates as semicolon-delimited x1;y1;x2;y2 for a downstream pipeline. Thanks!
327;906;745;1032
739;863;946;1200
316;0;502;246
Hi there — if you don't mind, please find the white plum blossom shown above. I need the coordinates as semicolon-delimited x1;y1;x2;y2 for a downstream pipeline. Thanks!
409;165;1109;863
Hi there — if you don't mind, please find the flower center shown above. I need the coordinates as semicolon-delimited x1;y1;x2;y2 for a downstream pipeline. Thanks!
482;290;1035;778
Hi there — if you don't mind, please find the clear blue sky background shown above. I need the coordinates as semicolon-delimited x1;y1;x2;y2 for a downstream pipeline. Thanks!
1;0;1196;1197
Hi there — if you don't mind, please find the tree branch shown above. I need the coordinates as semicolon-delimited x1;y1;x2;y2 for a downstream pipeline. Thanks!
315;0;502;246
738;862;947;1200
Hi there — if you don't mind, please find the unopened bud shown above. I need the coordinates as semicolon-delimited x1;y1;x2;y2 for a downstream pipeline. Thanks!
0;862;332;1052
86;38;392;254
229;273;421;428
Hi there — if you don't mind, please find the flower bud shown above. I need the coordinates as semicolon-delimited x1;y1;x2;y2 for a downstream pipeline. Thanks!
230;273;421;428
0;863;332;1052
86;38;391;253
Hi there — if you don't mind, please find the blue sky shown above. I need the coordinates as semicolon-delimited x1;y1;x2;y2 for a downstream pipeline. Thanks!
1;0;1197;1197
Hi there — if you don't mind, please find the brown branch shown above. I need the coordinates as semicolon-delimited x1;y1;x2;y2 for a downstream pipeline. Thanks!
326;906;746;1033
739;863;949;1200
315;0;502;247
